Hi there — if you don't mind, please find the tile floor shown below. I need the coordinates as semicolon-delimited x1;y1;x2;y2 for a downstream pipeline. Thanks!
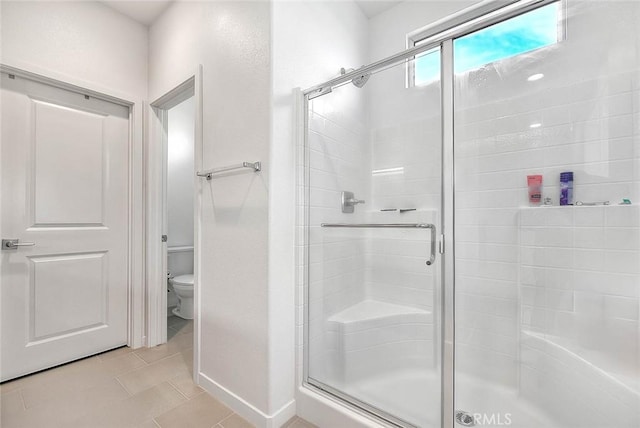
0;316;316;428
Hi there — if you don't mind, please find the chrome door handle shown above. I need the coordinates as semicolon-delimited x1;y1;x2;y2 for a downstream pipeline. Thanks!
2;239;36;250
426;224;436;266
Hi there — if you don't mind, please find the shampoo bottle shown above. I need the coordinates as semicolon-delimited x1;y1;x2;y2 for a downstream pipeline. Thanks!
560;172;574;205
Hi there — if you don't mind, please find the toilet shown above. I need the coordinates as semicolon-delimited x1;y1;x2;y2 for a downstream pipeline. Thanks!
169;274;194;319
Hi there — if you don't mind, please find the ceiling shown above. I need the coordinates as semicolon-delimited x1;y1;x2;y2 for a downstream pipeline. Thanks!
354;0;402;19
101;0;173;26
101;0;402;27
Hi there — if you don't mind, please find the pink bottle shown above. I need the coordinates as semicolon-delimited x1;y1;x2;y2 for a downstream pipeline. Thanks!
527;175;543;205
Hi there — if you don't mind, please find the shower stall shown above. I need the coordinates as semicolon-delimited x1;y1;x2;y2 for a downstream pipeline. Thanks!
299;0;640;427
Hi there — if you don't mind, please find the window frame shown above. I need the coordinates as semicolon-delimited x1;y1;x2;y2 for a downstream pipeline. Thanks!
407;0;566;88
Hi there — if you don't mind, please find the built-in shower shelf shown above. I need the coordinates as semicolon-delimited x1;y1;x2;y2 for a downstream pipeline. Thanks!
328;300;432;333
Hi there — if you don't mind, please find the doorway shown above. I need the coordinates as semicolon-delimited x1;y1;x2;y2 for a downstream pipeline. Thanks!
147;71;202;373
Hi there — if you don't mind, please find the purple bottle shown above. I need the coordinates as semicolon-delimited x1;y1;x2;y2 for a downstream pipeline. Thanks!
560;172;573;206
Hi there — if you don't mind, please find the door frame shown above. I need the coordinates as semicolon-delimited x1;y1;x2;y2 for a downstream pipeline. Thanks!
0;63;146;350
146;66;203;377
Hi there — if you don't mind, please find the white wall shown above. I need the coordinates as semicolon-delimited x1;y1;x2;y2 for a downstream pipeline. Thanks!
368;0;479;62
148;2;279;425
167;97;195;248
0;1;147;100
271;1;372;426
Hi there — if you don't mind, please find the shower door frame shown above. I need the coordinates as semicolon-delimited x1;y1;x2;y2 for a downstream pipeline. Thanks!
300;0;560;427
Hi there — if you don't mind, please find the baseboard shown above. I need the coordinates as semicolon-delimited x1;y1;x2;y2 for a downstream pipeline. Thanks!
198;372;296;428
269;399;297;428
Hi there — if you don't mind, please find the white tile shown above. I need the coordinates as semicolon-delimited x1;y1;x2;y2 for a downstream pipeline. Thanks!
573;248;604;272
544;248;574;269
605;228;640;250
574;206;605;226
519;246;546;266
606;206;640;227
574;271;638;297
544;208;573;226
520;266;546;286
574;227;605;249
546;289;574;311
542;105;571;127
521;286;546;307
601;114;634;139
603;295;639;320
604;250;640;274
542;227;573;247
601;93;634;117
545;268;574;289
519;208;546;226
573;118;601;143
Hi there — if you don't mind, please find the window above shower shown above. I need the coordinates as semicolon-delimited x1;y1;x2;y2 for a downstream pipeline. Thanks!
410;1;563;86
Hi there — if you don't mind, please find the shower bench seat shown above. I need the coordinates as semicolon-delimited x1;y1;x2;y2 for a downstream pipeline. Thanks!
325;300;435;384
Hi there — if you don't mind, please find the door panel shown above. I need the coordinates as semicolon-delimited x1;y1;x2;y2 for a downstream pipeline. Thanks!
1;72;130;381
29;252;107;340
305;53;443;427
32;100;106;225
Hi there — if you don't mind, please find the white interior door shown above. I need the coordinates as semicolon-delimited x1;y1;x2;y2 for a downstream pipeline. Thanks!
0;72;130;381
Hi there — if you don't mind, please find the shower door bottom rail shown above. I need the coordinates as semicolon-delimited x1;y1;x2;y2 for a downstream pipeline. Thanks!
320;223;436;265
306;377;418;428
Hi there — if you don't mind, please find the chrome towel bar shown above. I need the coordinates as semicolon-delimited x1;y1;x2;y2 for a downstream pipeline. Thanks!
320;223;437;265
197;161;261;180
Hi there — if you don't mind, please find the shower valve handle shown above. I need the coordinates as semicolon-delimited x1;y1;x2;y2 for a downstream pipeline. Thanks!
341;191;365;213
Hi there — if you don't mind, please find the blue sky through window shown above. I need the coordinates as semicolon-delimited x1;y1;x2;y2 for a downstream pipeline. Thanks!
414;2;560;85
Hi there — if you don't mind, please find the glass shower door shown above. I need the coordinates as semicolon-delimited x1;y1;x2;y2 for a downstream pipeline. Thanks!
305;53;443;427
453;1;640;427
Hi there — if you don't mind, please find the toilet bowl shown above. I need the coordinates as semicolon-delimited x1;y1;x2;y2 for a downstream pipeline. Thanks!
169;274;194;319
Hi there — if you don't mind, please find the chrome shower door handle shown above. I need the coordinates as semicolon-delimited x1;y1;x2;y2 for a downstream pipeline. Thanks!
320;222;437;266
424;224;436;266
2;239;36;250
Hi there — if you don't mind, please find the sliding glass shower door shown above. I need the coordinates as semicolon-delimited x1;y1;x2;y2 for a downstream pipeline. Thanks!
305;53;443;427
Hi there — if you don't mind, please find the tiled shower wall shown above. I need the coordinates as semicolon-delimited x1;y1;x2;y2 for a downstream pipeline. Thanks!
365;63;442;313
519;205;639;426
454;0;640;401
306;88;370;383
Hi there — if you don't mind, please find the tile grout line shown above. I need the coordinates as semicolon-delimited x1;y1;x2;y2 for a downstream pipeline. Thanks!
165;378;193;401
216;411;237;427
129;350;151;367
114;375;134;397
18;388;26;411
137;349;184;365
